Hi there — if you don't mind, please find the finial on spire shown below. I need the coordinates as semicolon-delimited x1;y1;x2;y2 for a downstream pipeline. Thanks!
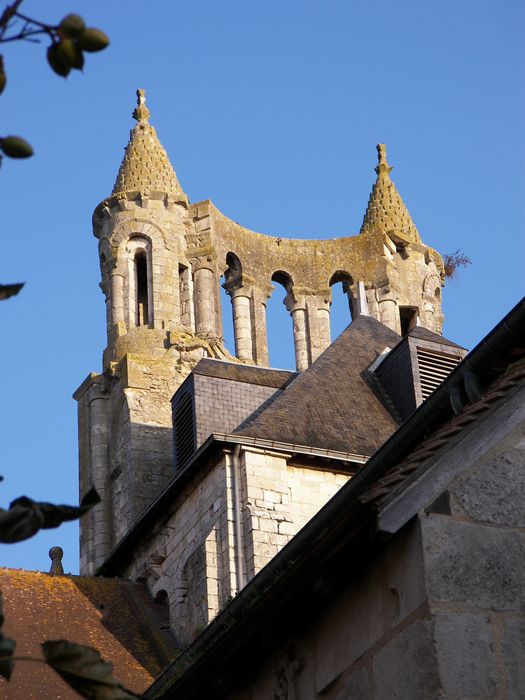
132;88;150;123
375;143;393;176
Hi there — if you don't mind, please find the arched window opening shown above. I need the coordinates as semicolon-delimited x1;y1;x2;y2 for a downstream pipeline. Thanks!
154;589;171;630
272;270;293;294
224;252;242;289
155;589;169;604
266;271;295;369
329;271;355;341
135;252;149;326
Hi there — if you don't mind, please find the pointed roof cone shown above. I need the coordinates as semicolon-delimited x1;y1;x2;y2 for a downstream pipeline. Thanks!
112;89;188;204
360;144;421;242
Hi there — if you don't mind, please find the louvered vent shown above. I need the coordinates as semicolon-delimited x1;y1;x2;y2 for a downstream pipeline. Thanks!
174;393;195;469
417;348;462;400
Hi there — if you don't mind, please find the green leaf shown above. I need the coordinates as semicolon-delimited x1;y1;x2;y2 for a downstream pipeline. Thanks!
0;488;100;544
42;641;139;699
76;28;110;53
0;136;33;159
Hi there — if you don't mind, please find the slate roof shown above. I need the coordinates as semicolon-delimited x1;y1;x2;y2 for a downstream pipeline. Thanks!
0;569;178;699
408;325;466;350
193;357;297;389
235;315;401;455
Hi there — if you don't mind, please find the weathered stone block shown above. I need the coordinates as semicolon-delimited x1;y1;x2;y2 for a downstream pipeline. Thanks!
373;617;440;700
502;617;525;700
421;514;525;612
314;565;385;692
384;520;426;622
434;611;497;697
452;446;525;528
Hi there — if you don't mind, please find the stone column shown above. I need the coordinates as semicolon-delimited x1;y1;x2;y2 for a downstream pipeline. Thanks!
110;270;125;325
194;266;216;334
292;308;309;371
179;265;196;332
285;292;310;371
378;294;400;333
305;294;331;363
366;287;380;322
251;285;271;366
87;382;111;573
230;288;254;362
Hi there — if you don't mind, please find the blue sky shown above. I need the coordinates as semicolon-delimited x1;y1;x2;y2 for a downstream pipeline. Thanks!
1;0;524;573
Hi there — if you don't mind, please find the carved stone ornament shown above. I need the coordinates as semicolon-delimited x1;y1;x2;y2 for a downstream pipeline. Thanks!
274;650;301;700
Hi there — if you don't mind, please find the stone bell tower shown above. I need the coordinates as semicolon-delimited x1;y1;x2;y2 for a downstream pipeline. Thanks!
75;91;446;577
75;91;232;575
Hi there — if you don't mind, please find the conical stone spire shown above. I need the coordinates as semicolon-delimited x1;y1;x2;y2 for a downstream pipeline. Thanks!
360;144;420;242
112;89;187;203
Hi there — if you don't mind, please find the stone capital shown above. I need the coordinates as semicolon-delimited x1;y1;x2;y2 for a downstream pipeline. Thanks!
191;253;216;273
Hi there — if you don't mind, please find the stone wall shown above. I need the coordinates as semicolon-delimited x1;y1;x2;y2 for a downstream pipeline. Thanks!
240;449;349;578
211;379;525;699
120;446;350;647
237;521;432;700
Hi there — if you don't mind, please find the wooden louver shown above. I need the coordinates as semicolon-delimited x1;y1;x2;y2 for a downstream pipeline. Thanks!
416;348;462;401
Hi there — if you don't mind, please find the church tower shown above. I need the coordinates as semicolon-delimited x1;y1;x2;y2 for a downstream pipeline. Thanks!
75;91;446;576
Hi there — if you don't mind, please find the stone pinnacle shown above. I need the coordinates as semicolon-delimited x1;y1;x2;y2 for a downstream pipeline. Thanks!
360;143;421;242
111;89;188;203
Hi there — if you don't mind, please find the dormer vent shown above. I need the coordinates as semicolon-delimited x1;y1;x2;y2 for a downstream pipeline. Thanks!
416;347;462;401
372;326;467;422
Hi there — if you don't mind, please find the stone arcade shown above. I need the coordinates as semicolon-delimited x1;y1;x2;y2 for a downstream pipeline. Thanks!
0;91;523;699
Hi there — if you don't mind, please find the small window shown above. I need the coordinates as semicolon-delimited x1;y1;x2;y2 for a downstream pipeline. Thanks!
399;306;418;336
174;393;195;469
135;253;149;326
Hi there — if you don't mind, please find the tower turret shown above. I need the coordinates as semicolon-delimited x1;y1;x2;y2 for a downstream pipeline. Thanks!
76;91;229;574
358;144;445;334
92;89;193;370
